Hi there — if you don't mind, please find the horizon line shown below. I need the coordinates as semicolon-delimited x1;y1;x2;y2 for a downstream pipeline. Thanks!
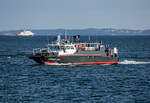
1;27;150;32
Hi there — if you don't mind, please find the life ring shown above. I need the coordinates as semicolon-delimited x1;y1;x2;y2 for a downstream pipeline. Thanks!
75;44;79;49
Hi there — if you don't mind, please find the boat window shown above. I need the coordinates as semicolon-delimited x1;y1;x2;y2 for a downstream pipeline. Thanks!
66;46;70;49
60;46;64;49
41;50;48;52
71;46;74;49
86;43;90;47
49;46;60;51
91;44;95;47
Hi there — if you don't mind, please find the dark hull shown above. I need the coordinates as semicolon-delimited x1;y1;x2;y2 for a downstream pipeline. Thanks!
29;55;119;65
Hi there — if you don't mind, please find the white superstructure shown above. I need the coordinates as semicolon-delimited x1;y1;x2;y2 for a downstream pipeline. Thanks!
16;30;34;36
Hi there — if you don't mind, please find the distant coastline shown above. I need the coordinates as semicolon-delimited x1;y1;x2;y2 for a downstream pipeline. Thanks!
0;28;150;36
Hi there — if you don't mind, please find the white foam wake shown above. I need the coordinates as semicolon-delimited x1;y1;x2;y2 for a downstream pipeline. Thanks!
119;60;150;64
45;62;73;66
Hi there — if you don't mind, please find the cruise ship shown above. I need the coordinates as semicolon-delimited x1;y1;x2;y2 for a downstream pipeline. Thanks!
16;30;34;36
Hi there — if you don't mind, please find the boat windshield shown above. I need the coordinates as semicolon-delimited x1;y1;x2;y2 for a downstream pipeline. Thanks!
49;45;75;51
49;46;60;51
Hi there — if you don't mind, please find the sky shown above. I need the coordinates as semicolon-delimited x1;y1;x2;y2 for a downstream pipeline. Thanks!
0;0;150;31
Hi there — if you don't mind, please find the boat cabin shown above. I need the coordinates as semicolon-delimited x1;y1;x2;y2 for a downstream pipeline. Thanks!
48;44;76;55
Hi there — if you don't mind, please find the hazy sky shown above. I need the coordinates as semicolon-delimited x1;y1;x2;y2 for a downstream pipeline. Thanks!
0;0;150;30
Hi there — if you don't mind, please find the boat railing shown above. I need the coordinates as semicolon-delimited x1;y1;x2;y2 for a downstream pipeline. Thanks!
32;48;51;55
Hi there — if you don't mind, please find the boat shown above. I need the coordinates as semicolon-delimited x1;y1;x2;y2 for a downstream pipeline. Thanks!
16;30;34;36
29;35;119;65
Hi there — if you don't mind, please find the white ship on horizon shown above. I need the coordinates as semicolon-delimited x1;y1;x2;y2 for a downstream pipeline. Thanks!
16;30;34;36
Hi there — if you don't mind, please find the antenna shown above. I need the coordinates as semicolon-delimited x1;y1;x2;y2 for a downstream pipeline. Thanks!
47;35;49;47
65;29;67;40
100;40;102;45
88;35;91;43
68;35;70;43
71;35;73;43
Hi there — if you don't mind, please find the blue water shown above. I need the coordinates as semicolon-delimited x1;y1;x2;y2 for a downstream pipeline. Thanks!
0;36;150;103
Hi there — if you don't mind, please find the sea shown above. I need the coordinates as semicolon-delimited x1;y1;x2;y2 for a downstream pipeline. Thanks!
0;35;150;103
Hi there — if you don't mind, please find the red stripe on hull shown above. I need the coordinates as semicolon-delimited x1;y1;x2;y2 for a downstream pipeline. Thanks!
44;61;118;65
72;61;119;65
58;54;101;57
44;61;56;63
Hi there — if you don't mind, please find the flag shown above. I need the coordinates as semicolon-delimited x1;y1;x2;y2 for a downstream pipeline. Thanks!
73;35;80;42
